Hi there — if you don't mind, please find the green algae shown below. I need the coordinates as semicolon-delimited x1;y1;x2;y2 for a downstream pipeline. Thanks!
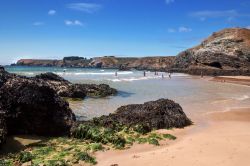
1;126;176;165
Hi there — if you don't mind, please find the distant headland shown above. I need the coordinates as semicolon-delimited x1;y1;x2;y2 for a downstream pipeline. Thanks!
12;28;250;76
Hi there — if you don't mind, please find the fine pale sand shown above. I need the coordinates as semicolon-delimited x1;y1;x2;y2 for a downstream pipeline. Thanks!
211;76;250;86
96;108;250;166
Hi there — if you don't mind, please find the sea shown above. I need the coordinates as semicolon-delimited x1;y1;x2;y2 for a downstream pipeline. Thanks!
5;66;250;122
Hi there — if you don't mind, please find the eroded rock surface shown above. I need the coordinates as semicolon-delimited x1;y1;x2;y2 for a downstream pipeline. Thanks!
173;28;250;75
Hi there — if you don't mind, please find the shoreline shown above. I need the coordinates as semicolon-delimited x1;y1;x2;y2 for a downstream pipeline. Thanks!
95;107;250;166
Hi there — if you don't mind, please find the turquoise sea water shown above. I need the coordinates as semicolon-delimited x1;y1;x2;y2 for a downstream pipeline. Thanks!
5;66;250;121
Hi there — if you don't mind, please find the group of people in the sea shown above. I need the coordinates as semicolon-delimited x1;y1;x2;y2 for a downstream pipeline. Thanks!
114;70;172;79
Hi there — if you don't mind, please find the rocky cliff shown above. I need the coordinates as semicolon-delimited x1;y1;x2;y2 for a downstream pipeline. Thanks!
173;28;250;75
16;56;91;67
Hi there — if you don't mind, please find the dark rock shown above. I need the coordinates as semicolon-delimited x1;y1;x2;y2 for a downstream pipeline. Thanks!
73;99;192;134
0;112;7;147
76;84;117;97
35;72;70;83
0;76;76;136
0;66;12;88
35;72;117;99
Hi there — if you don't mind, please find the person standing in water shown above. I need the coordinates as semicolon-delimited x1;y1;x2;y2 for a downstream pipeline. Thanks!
201;71;203;78
115;71;118;77
168;72;171;79
162;73;164;79
143;71;146;77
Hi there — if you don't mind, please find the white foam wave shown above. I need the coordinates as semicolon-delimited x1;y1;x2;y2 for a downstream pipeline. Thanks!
108;76;162;82
56;71;133;76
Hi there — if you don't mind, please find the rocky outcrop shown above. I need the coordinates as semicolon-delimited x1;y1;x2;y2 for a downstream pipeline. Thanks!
173;28;250;75
0;74;76;136
72;99;192;134
35;72;117;98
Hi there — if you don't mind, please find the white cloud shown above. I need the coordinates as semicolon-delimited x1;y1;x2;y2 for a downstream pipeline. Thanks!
33;22;44;26
179;26;192;32
168;28;176;33
190;10;250;20
65;20;84;27
165;0;175;4
168;27;192;33
48;10;56;16
66;3;102;13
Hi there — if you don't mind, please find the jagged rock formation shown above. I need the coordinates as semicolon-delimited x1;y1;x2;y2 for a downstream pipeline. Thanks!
173;28;250;75
72;99;192;134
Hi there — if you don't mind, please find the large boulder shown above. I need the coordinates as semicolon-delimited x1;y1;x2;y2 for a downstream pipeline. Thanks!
73;99;192;134
0;76;76;136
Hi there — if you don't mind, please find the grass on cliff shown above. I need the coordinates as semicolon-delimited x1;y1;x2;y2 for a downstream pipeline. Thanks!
0;125;176;166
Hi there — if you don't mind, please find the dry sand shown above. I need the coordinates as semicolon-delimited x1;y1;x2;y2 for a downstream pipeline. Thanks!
96;108;250;166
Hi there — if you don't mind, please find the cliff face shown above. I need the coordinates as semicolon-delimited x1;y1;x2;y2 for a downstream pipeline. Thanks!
173;28;250;75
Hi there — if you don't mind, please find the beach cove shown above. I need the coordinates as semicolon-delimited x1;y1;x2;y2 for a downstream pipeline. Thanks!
2;66;250;166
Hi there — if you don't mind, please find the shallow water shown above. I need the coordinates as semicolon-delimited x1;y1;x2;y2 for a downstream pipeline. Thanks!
6;66;250;121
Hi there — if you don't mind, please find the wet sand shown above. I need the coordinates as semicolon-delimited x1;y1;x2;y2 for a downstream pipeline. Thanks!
96;108;250;166
212;76;250;86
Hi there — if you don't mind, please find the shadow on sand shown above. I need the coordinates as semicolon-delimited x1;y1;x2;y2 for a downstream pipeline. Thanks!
0;135;45;156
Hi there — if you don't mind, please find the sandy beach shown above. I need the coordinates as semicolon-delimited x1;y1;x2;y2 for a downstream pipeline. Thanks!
96;108;250;166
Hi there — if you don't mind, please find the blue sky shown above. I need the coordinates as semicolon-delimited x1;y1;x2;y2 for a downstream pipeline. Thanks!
0;0;250;64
